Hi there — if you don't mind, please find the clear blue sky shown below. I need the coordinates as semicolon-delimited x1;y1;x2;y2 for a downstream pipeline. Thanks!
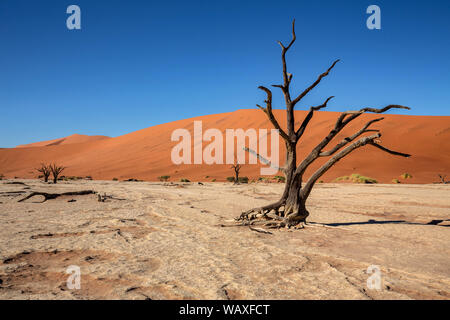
1;0;449;148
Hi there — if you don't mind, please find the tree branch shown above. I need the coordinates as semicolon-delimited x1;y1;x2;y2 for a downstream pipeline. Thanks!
275;19;296;104
319;117;384;156
291;59;340;107
336;105;410;127
243;147;283;172
257;86;290;141
301;133;410;199
296;96;334;141
301;133;380;199
294;104;410;181
367;142;411;157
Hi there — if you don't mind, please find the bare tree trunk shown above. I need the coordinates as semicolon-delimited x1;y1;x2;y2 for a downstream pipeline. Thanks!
37;163;51;183
49;164;65;184
231;163;241;184
284;179;308;223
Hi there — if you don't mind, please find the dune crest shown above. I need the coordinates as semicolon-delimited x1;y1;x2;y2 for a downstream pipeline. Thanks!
15;134;110;148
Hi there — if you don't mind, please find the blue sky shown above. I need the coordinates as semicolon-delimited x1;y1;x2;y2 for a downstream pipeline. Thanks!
0;0;449;148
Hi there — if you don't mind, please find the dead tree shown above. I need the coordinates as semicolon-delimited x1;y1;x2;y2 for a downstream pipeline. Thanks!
36;163;51;182
237;20;411;228
437;174;448;184
231;163;242;184
49;163;65;184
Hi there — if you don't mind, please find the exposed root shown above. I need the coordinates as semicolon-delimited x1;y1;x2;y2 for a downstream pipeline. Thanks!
235;199;309;229
235;200;309;230
249;226;273;234
236;201;285;221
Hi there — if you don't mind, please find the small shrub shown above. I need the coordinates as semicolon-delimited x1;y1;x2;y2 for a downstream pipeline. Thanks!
112;177;118;181
180;178;190;182
0;174;4;180
238;176;249;184
392;179;400;184
400;173;412;179
65;176;82;181
211;179;216;182
274;175;286;183
334;174;377;184
226;176;235;182
205;176;210;178
318;180;324;183
158;175;170;182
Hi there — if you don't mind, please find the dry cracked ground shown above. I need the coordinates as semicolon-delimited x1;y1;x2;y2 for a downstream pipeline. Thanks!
0;179;449;300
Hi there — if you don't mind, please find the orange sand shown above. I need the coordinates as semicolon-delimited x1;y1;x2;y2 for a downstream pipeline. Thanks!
1;110;449;183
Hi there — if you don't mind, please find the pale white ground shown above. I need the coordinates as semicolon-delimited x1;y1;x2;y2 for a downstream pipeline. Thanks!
0;180;449;300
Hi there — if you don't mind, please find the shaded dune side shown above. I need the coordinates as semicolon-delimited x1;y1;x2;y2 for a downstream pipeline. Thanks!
1;110;449;183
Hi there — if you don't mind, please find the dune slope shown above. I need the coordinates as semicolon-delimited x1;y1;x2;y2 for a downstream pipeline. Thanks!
0;110;449;183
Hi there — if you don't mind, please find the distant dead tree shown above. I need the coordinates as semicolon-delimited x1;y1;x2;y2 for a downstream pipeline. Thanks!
231;163;242;184
437;174;449;184
36;163;51;182
49;163;65;184
237;20;411;229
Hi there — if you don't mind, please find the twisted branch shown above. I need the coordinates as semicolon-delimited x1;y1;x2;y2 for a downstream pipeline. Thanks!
256;86;289;141
301;133;409;199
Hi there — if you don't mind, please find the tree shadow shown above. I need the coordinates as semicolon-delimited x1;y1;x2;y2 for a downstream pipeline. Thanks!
310;219;450;228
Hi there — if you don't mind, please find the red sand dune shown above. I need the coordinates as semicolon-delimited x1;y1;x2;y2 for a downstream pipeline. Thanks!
15;134;110;148
0;109;449;183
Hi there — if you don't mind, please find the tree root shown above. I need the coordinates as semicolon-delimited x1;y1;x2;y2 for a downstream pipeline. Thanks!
18;190;96;203
236;201;285;221
235;200;308;230
249;226;273;234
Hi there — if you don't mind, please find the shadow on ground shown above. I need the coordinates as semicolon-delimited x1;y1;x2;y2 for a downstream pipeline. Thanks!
310;219;450;227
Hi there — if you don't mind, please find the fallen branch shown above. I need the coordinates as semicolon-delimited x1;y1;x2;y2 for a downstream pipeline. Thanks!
18;190;96;203
98;193;127;202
